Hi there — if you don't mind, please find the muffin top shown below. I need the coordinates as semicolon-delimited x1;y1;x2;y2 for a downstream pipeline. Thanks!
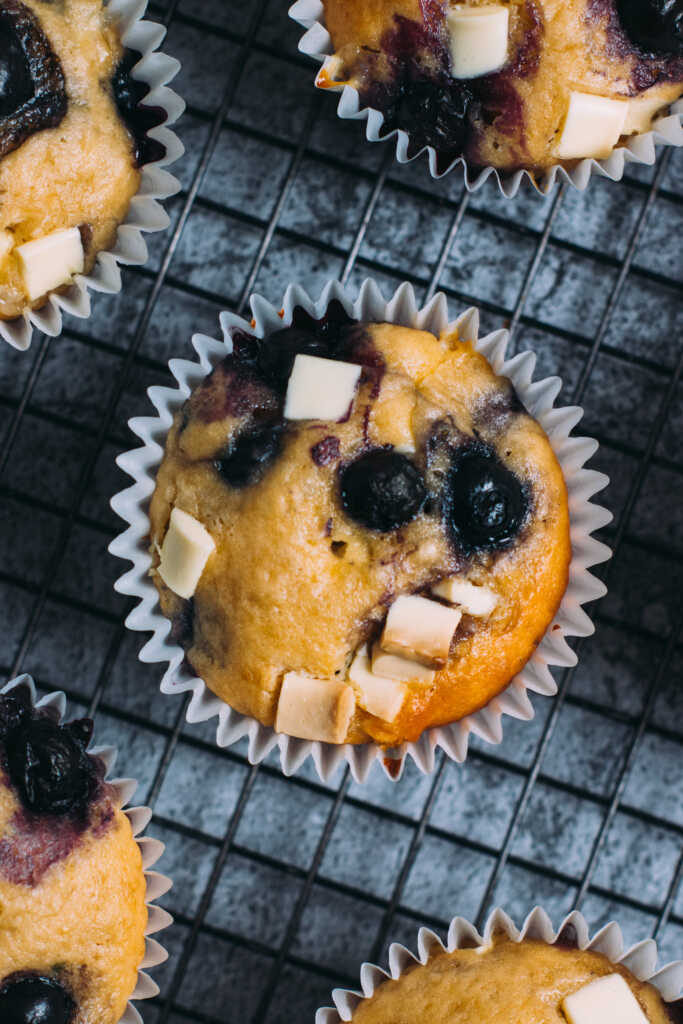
149;305;570;748
319;0;683;171
0;688;147;1024
0;0;166;320
351;934;682;1023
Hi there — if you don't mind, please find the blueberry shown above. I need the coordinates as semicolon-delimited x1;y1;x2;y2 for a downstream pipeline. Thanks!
0;974;75;1024
0;1;66;158
617;0;683;55
112;49;167;166
0;7;33;117
5;717;93;816
257;328;332;387
448;446;528;553
215;422;284;487
340;449;427;532
390;75;471;153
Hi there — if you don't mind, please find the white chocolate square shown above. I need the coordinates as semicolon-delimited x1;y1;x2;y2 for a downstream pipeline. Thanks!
275;672;355;743
447;4;509;79
158;507;216;600
284;353;362;421
380;594;461;668
371;644;436;684
561;974;649;1024
556;91;629;160
16;227;84;302
348;646;407;720
431;577;497;617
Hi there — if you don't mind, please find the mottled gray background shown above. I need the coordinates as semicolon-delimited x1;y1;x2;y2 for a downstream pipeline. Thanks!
0;1;682;1021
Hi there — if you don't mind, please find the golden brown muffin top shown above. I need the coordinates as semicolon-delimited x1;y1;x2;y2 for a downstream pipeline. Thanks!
0;0;165;319
149;309;570;747
0;688;147;1024
320;0;683;171
352;935;680;1023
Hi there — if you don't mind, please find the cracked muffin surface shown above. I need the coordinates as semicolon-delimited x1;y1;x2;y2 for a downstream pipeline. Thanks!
318;0;683;172
350;933;681;1023
0;688;147;1024
0;0;165;320
149;308;571;748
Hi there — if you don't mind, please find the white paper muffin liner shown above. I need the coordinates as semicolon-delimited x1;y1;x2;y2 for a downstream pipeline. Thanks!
109;277;611;784
316;905;683;1021
0;674;173;1024
289;0;683;198
0;0;185;352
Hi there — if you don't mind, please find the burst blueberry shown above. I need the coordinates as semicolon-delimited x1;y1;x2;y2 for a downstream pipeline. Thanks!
617;0;683;55
215;422;284;487
5;717;94;816
112;49;167;166
0;0;66;158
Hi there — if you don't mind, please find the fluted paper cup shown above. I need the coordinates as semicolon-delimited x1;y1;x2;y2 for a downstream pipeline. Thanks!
0;0;185;352
109;277;611;784
316;905;683;1021
0;674;173;1024
289;0;683;198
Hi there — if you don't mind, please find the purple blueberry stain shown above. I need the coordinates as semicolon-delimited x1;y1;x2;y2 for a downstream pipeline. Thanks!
311;435;341;466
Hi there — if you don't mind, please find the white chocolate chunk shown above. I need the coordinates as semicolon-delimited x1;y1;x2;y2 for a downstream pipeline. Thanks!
446;4;509;80
348;646;407;721
624;93;669;134
284;353;362;422
275;672;355;743
16;227;84;302
380;594;461;668
371;643;436;684
432;578;497;617
158;507;216;600
556;92;629;160
561;974;648;1024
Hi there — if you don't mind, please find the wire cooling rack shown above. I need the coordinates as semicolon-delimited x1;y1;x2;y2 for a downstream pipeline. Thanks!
0;2;682;1021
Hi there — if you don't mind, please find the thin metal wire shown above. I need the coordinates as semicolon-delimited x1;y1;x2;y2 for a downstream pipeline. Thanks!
0;4;681;1020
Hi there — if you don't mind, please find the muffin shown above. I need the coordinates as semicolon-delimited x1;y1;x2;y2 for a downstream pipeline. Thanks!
0;0;169;322
0;684;148;1024
147;300;571;749
313;0;683;172
348;930;683;1023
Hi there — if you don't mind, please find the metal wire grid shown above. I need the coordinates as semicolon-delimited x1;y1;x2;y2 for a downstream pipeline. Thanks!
0;1;682;1021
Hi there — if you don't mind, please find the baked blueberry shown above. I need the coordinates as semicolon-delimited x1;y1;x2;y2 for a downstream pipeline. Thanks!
340;449;427;531
448;445;528;553
0;0;66;159
257;326;333;386
149;315;571;749
0;974;75;1024
5;716;94;816
616;0;683;55
317;0;683;172
256;302;359;386
111;49;166;167
215;422;285;487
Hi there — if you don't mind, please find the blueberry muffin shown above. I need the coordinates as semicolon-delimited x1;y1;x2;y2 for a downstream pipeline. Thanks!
0;0;167;321
349;931;683;1022
316;0;683;172
0;686;147;1023
148;302;571;748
